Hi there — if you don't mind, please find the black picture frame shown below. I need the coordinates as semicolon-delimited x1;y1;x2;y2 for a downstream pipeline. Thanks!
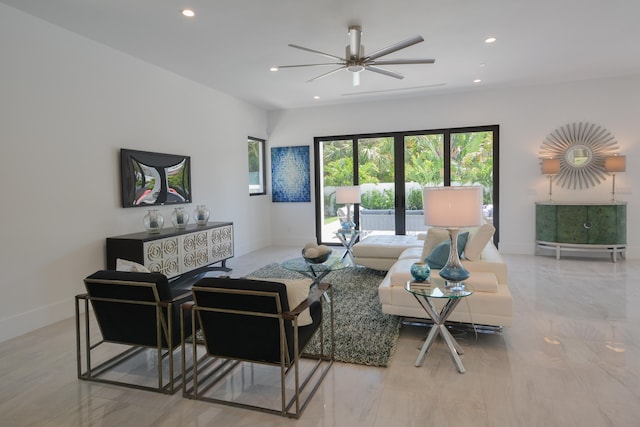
120;149;192;208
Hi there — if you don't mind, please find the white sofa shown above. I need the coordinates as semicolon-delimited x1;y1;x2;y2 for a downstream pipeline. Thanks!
353;228;513;328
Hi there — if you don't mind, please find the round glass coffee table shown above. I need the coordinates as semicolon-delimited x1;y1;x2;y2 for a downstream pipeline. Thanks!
282;254;351;301
405;280;473;373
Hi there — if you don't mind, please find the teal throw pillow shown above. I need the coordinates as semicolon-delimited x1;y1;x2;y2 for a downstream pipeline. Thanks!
424;232;469;269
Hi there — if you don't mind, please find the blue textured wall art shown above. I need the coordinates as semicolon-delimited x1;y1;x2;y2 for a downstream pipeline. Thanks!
271;146;310;202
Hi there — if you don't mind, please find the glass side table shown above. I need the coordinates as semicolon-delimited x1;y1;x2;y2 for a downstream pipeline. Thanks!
334;229;361;263
405;280;473;373
282;254;351;301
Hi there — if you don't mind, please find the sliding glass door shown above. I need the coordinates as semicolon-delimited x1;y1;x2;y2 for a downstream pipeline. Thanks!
314;125;499;245
358;137;395;236
317;139;354;243
450;130;495;223
403;133;444;234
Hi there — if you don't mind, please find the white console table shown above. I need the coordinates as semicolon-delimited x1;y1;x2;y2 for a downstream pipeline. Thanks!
106;222;233;278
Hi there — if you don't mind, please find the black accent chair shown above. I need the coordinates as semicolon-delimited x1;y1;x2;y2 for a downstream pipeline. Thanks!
76;270;195;394
181;277;334;418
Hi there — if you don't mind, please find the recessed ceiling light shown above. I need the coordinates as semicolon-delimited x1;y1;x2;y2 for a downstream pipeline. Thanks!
270;67;279;72
485;37;496;43
473;79;482;83
181;9;195;17
313;96;320;99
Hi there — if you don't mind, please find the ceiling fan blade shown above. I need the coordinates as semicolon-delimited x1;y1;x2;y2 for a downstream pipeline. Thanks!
288;44;345;61
370;58;435;65
277;62;344;69
365;35;424;61
365;66;405;79
307;66;346;83
348;25;362;58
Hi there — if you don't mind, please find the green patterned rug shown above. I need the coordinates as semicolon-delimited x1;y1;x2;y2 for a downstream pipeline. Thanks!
248;263;401;367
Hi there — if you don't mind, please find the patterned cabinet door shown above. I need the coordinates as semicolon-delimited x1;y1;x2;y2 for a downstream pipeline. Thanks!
181;229;211;273
587;205;627;244
535;204;557;242
210;225;234;263
143;237;180;277
556;205;589;244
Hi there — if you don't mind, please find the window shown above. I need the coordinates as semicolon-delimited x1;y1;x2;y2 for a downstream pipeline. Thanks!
248;137;266;195
314;125;499;245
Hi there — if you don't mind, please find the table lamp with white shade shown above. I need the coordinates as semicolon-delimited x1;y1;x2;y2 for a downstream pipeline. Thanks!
604;155;626;202
336;185;361;230
423;186;484;291
541;158;561;202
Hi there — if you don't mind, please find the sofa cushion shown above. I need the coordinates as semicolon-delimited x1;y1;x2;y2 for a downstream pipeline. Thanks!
388;258;416;287
464;224;496;261
353;234;423;259
425;232;469;269
398;246;423;260
466;272;499;293
420;228;450;260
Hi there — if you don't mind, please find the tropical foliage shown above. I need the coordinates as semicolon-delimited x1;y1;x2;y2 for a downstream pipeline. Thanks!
322;131;494;210
248;138;261;173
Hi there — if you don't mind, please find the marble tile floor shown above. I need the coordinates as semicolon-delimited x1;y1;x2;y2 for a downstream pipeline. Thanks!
1;247;639;426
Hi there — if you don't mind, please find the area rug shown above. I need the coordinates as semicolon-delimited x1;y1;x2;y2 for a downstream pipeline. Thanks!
248;263;401;367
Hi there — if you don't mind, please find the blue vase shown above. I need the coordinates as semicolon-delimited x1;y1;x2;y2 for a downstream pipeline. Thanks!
410;262;431;282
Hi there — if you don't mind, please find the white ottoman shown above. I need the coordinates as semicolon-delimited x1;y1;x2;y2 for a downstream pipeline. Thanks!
353;235;423;270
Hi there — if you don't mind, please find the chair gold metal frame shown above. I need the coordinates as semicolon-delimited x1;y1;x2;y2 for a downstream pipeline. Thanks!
181;278;334;418
76;271;194;394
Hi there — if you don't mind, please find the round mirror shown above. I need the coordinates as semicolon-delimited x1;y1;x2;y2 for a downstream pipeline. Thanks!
565;145;592;167
539;122;619;189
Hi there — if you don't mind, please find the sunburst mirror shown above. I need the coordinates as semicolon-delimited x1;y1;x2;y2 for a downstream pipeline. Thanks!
539;122;619;189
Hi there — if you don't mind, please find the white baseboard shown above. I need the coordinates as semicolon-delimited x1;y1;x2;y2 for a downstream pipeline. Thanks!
0;298;74;343
497;243;534;255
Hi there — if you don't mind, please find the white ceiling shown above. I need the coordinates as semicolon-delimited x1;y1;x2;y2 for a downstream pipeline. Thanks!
3;0;640;111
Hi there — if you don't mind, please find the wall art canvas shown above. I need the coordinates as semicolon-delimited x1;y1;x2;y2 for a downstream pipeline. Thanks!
271;146;310;202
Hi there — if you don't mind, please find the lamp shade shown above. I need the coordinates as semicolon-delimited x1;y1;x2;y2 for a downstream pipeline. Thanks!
541;158;561;175
423;186;483;228
604;155;626;173
336;185;361;204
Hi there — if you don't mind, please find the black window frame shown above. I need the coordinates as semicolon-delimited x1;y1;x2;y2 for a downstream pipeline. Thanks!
314;124;500;246
248;136;266;196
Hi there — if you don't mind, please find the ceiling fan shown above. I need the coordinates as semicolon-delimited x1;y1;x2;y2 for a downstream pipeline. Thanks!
276;25;435;86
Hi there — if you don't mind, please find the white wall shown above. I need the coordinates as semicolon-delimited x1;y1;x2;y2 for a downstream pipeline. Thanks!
2;2;639;344
0;4;271;342
267;75;640;255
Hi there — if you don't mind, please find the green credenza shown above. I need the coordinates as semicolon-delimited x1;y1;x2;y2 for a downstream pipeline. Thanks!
535;203;626;262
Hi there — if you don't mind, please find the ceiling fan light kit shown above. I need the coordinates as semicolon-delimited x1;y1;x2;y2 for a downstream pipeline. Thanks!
277;25;435;86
